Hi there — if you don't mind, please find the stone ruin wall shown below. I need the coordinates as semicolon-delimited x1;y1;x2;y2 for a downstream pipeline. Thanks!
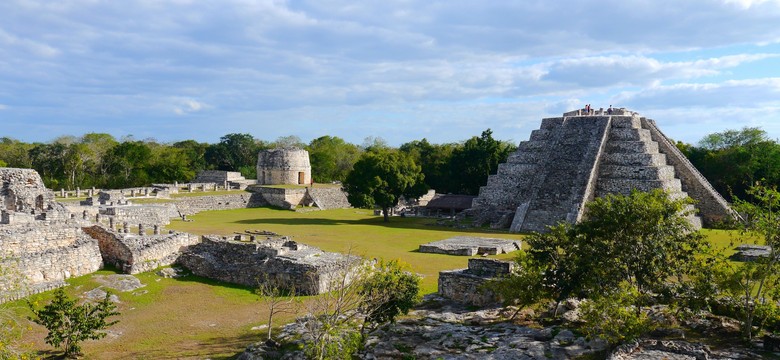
251;186;310;210
0;222;102;302
256;148;312;185
177;236;359;295
438;258;515;306
174;192;268;215
102;204;177;226
193;170;246;183
82;226;199;274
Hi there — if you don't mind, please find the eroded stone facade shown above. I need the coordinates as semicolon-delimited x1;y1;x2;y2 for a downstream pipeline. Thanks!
470;110;735;232
256;148;312;185
438;258;515;306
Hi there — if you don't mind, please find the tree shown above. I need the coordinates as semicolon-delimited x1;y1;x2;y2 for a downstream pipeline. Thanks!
715;184;780;340
307;136;361;183
449;129;515;195
273;135;306;149
256;276;300;341
358;259;421;336
28;288;120;358
399;139;457;193
498;190;707;314
342;150;427;222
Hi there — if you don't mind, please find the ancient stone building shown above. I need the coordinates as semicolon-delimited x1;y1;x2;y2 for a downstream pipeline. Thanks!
0;168;102;301
470;109;735;232
256;148;312;185
178;235;360;295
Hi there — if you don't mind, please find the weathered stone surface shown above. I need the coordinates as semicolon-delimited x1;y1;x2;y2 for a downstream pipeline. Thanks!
607;339;759;360
419;236;521;256
0;168;102;302
83;226;199;274
174;192;268;216
177;236;360;295
470;110;736;232
730;244;775;262
257;148;312;185
92;274;145;292
439;259;515;306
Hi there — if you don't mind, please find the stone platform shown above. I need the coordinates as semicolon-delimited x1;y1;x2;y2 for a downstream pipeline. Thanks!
418;236;521;256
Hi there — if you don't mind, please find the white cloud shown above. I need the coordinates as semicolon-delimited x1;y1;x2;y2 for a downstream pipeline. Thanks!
0;104;7;110
173;99;206;115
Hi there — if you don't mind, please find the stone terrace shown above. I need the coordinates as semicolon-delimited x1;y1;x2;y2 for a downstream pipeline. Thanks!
419;236;521;256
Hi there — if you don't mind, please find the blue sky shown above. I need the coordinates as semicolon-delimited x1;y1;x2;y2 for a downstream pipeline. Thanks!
1;0;780;146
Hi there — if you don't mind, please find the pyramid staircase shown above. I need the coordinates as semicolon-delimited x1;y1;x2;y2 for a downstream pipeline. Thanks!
471;110;729;232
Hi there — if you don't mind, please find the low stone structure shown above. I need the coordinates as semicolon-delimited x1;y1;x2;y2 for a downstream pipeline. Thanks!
174;192;268;215
257;148;312;185
470;109;736;232
194;170;256;190
419;236;521;256
101;204;177;226
0;168;102;301
82;226;199;274
307;187;351;210
178;235;360;295
730;244;775;262
438;258;515;306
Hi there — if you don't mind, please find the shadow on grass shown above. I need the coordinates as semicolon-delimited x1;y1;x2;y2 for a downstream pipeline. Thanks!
170;273;257;296
233;215;521;236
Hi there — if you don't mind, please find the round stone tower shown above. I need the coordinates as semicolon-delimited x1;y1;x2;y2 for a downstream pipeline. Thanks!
256;148;312;185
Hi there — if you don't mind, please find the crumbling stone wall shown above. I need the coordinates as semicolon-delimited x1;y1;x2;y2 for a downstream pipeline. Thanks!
438;258;515;306
102;204;177;226
251;187;310;210
256;148;312;185
178;236;359;295
82;226;199;274
174;193;267;215
194;170;246;183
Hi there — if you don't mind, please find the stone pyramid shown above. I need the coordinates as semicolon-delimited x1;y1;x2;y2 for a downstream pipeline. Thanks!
470;108;735;233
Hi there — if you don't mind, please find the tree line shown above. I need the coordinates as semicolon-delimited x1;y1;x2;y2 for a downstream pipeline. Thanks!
0;130;516;196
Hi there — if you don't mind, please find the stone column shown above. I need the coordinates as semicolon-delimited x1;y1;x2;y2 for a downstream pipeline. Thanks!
144;188;149;196
123;222;129;234
76;187;81;197
188;184;193;193
153;224;160;235
202;184;207;192
130;189;136;197
138;224;145;235
88;189;94;197
109;217;115;230
223;180;228;190
60;189;65;197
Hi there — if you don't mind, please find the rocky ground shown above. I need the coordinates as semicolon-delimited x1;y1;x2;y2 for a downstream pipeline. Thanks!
240;294;774;360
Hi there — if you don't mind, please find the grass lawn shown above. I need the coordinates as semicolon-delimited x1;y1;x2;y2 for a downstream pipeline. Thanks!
167;207;526;294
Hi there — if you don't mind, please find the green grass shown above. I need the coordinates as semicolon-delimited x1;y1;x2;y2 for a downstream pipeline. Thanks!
167;207;525;294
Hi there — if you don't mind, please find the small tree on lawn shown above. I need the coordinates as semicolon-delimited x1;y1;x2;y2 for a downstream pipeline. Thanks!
342;150;427;222
28;288;119;358
256;275;300;342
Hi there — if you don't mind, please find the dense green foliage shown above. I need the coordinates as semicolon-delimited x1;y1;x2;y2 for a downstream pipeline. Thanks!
359;259;421;327
27;288;120;358
0;129;513;196
342;150;428;221
678;127;780;201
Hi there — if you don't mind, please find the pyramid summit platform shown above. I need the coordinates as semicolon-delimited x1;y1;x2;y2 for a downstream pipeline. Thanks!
470;108;736;232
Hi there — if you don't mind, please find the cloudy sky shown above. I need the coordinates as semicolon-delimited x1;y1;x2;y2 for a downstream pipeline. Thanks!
1;0;780;146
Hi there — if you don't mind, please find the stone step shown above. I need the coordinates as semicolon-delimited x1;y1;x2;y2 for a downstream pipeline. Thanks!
540;117;564;129
602;153;667;166
496;163;538;177
597;178;683;194
529;129;553;141
516;140;548;152
605;140;659;154
599;165;676;180
610;116;642;129
506;151;544;164
610;128;652;142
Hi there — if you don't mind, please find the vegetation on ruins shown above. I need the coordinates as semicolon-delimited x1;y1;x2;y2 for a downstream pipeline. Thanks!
27;288;120;358
301;258;421;360
342;150;428;222
492;190;712;345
